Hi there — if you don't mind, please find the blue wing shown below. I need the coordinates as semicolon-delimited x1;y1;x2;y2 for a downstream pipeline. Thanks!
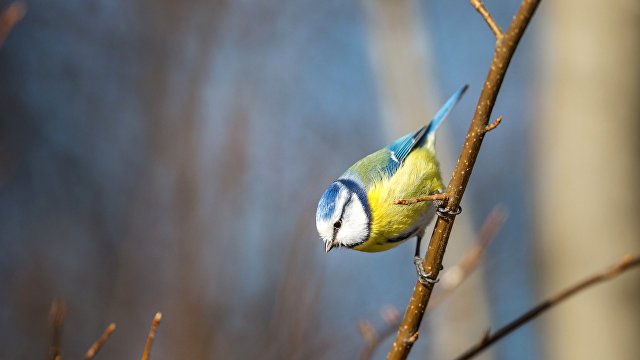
386;85;467;175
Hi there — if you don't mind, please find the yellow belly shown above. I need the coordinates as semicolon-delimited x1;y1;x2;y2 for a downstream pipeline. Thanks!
353;148;443;252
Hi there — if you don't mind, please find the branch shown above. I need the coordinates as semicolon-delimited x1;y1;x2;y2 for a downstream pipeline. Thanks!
141;312;162;360
48;299;66;360
84;323;117;360
387;1;541;358
360;206;506;360
0;1;26;47
454;255;640;360
470;0;503;39
484;115;503;133
394;193;448;205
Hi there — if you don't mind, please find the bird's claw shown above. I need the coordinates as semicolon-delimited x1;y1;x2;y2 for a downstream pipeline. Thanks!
413;256;439;285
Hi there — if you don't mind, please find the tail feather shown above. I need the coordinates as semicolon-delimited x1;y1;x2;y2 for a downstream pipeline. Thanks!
387;85;468;171
424;84;468;141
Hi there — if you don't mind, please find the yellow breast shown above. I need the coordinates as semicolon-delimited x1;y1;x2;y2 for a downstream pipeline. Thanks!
353;148;443;252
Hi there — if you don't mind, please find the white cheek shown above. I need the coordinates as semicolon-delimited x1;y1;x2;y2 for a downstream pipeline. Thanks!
316;220;334;243
336;195;368;246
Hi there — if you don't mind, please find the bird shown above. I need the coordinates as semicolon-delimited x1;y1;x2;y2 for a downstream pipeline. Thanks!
315;85;467;284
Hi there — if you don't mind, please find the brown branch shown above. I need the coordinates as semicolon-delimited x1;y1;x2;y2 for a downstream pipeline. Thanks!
394;193;448;205
141;312;162;360
0;1;26;47
84;323;117;360
454;255;640;360
48;299;66;360
484;115;503;133
387;1;540;358
359;206;506;360
470;0;503;39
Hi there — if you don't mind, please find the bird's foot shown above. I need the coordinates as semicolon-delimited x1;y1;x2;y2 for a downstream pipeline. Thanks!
413;256;439;285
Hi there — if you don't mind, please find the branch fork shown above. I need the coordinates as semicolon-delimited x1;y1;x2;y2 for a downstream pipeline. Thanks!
470;0;504;40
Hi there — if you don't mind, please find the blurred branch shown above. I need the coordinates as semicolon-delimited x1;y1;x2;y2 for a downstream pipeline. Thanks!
454;255;640;360
360;207;507;360
358;308;400;360
0;1;26;47
141;312;162;360
48;299;66;360
84;323;117;360
430;206;507;306
387;1;540;358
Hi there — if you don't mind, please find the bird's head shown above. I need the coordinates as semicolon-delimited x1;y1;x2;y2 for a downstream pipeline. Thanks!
316;179;370;252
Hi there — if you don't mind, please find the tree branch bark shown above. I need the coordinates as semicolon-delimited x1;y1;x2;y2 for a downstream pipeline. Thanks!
84;323;117;360
386;1;541;358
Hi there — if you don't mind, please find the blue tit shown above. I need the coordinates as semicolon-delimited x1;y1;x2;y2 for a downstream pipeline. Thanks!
316;85;467;282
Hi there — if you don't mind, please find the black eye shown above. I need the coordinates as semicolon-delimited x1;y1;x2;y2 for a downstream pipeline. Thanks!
333;220;342;229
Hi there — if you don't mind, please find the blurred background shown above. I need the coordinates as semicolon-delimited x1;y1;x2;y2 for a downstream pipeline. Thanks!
0;0;638;359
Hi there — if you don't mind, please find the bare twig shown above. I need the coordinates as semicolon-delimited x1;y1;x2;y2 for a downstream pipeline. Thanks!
454;255;640;360
394;193;448;205
470;0;503;39
358;320;378;348
48;299;66;360
484;115;503;133
84;323;117;360
0;1;26;47
141;312;162;360
387;1;540;358
360;207;506;360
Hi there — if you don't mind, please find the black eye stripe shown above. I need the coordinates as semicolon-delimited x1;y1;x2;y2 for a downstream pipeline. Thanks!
337;193;353;224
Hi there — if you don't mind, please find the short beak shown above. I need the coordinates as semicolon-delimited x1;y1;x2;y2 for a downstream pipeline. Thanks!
325;240;335;253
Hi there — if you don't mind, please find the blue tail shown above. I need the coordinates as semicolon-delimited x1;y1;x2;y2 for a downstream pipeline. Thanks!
386;85;467;174
425;84;468;136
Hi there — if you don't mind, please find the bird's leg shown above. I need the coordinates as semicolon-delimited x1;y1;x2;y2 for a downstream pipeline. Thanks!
413;233;439;285
414;232;422;258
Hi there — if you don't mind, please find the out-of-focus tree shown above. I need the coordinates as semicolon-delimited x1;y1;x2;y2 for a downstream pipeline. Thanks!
535;1;640;359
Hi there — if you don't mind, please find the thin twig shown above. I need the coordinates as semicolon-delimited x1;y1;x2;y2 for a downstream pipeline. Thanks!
470;0;503;39
454;255;640;360
141;312;162;360
360;207;506;360
84;323;117;360
394;193;448;205
484;115;503;133
48;299;66;360
387;1;540;358
0;1;26;47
